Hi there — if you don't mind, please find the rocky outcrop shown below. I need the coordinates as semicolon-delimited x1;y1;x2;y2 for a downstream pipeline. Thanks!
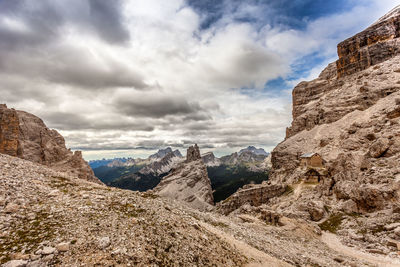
337;5;400;78
153;145;214;211
0;104;100;184
0;104;21;157
217;182;285;215
260;6;400;253
186;144;201;162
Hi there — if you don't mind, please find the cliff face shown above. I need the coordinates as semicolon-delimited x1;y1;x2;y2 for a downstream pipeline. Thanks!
154;145;214;211
0;105;21;157
0;104;100;184
337;6;400;78
271;8;400;209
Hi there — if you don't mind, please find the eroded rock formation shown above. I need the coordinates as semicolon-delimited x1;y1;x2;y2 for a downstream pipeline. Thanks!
153;145;214;211
0;104;100;184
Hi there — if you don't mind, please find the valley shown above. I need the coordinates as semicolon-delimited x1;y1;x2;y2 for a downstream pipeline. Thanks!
1;3;400;267
91;146;270;203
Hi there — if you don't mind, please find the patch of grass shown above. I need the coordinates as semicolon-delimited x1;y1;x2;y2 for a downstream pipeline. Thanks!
323;205;330;213
357;228;368;235
141;192;159;199
282;185;294;196
210;221;228;228
318;214;344;233
49;176;75;189
108;201;146;218
370;225;385;234
0;211;61;264
346;212;362;218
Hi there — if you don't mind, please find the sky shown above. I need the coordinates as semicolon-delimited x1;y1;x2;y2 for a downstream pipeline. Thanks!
1;0;399;160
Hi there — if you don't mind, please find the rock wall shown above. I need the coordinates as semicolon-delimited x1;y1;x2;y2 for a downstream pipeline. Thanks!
0;104;101;184
337;8;400;78
0;105;21;157
217;183;285;215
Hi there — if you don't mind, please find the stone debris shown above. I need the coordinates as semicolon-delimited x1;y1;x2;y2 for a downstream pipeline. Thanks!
55;243;69;252
0;152;384;266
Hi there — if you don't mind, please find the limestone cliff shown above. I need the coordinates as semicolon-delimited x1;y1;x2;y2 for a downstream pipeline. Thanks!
153;145;214;211
0;104;100;184
261;7;400;253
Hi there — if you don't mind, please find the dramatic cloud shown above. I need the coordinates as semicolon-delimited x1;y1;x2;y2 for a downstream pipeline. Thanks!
1;0;399;159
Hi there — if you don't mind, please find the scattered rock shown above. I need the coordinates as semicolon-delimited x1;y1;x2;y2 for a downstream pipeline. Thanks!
369;138;390;158
2;260;28;267
98;236;111;249
385;223;400;231
56;242;70;252
41;246;56;255
3;203;19;213
394;227;400;237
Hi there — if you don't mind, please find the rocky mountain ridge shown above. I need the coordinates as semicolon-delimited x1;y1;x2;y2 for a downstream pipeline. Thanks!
239;146;269;156
0;104;100;184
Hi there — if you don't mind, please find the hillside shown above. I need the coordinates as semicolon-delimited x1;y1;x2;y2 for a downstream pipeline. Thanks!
1;153;388;266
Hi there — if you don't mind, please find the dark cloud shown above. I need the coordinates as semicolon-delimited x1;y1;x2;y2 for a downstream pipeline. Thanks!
0;0;138;90
41;111;155;131
116;94;207;118
88;0;130;43
0;0;129;47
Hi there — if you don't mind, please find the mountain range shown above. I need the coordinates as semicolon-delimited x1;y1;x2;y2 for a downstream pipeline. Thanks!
1;5;400;266
91;146;270;203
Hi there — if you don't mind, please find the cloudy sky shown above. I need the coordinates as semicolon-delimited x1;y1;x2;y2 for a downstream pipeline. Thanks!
1;0;399;159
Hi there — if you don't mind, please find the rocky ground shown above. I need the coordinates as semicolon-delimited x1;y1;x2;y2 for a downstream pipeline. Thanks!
2;153;400;266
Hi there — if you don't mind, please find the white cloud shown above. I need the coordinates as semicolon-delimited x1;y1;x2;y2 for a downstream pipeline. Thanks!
1;0;399;159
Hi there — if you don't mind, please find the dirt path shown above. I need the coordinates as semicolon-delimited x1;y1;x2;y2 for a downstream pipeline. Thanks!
321;232;400;267
199;222;292;267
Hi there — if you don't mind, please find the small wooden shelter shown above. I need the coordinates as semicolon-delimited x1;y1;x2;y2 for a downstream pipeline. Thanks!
299;152;324;168
304;169;322;183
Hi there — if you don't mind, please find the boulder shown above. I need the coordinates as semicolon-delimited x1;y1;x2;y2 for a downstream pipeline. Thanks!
98;236;111;249
368;138;390;158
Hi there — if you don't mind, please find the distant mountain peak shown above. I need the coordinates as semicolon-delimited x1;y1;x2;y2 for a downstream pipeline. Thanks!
149;147;173;160
238;146;269;156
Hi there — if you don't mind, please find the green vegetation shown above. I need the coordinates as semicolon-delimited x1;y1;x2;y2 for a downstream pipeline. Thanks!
93;165;143;184
318;214;345;233
282;185;294;196
0;211;61;264
110;173;166;192
208;165;269;203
